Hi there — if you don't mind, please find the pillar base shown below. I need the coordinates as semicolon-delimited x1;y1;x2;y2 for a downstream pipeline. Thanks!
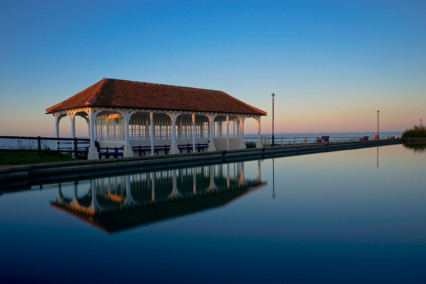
170;143;179;155
240;140;246;150
87;147;99;160
208;142;216;152
123;146;134;158
256;140;262;148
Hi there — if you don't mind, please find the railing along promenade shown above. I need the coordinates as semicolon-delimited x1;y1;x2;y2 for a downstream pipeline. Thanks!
246;135;401;146
0;136;90;157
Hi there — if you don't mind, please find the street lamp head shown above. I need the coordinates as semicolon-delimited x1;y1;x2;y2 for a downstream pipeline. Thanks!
272;92;275;99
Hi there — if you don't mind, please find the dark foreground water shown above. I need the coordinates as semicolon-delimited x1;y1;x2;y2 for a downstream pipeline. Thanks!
1;144;426;283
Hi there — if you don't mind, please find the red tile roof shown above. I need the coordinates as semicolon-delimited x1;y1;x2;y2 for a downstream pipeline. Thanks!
46;78;266;115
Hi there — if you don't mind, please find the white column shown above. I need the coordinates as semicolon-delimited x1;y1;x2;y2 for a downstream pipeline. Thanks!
54;114;60;150
123;111;133;158
208;115;216;151
226;115;230;150
150;112;155;156
256;116;262;148
70;113;76;138
239;116;246;149
167;113;178;154
87;109;99;160
192;114;196;153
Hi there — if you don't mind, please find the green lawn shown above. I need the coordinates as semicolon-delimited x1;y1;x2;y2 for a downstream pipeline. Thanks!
0;151;74;166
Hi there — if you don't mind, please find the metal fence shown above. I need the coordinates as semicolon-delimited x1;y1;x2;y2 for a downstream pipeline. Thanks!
0;136;90;158
244;135;401;146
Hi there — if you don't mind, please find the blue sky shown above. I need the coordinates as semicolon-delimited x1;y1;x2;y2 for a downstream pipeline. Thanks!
0;0;425;135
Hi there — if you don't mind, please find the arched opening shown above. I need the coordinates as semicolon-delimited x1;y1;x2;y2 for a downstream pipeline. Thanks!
74;111;89;138
95;111;125;146
57;114;72;138
213;115;243;150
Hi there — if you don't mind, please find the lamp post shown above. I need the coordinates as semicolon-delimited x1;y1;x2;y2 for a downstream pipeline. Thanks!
377;110;380;140
272;93;275;146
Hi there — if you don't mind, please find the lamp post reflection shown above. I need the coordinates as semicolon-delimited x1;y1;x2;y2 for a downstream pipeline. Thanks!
376;146;379;169
272;158;275;199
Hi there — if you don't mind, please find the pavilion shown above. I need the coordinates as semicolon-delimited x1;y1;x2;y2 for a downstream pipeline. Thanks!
46;78;266;159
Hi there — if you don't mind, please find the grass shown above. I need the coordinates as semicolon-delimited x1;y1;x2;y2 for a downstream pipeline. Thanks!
0;151;73;166
402;125;426;138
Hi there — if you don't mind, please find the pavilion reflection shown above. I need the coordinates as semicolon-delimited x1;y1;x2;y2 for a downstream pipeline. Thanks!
51;161;265;233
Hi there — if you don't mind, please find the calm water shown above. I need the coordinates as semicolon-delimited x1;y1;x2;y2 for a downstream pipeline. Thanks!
1;144;425;283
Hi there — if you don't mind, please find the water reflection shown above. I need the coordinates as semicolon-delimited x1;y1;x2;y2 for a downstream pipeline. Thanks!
51;162;265;233
403;143;426;153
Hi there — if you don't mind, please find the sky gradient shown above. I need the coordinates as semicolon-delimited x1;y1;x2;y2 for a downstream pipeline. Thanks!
1;0;425;136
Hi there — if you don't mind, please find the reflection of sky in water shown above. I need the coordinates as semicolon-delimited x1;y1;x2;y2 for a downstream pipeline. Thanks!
1;144;426;283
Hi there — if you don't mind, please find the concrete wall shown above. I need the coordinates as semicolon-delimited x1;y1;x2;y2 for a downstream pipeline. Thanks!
214;138;242;151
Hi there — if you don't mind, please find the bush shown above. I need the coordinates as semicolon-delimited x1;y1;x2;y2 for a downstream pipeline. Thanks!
245;142;256;149
402;126;426;138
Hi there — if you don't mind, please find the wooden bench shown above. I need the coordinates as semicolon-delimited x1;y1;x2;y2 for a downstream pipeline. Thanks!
178;144;193;153
132;145;151;156
132;145;171;156
99;146;124;159
154;145;170;155
195;143;209;152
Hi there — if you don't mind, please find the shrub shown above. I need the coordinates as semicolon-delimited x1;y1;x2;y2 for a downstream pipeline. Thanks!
245;142;256;149
402;126;426;138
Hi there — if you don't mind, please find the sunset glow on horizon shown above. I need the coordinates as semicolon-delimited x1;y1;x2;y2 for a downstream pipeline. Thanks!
1;0;425;136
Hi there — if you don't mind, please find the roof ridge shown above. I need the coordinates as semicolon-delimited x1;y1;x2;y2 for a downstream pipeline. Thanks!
104;78;225;93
